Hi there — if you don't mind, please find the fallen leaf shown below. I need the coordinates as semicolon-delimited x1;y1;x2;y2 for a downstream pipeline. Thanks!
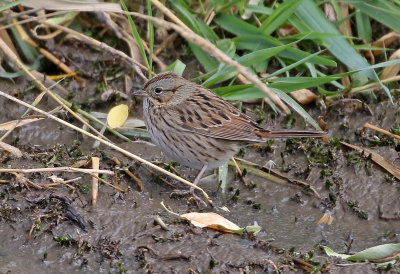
290;89;318;105
107;104;129;128
317;213;334;225
381;49;400;80
181;212;241;233
324;243;400;263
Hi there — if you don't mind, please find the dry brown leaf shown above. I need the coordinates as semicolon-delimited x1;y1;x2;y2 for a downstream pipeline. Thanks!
0;115;45;131
289;89;318;105
317;213;334;225
381;49;400;80
366;32;400;58
341;142;400;180
181;212;241;233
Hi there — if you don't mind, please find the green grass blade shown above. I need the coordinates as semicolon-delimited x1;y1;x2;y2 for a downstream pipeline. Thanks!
147;0;154;77
260;0;302;35
234;35;336;66
163;60;186;76
355;10;372;43
344;0;400;33
263;49;327;80
295;0;375;81
120;0;150;73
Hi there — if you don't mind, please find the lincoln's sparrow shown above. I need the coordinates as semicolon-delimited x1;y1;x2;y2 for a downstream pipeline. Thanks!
132;72;324;189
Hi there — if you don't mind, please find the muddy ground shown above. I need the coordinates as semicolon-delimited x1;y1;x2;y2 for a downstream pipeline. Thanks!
0;54;399;272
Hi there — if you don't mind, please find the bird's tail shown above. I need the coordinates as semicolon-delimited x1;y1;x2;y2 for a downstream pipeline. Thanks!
256;129;325;139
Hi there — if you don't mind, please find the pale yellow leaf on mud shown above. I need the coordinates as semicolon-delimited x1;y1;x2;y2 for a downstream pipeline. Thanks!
181;212;241;233
107;104;129;129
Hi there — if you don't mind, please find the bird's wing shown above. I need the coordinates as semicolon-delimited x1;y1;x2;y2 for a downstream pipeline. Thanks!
167;90;266;142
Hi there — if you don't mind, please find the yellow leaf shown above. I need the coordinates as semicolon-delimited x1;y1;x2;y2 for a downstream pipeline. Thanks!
107;104;129;128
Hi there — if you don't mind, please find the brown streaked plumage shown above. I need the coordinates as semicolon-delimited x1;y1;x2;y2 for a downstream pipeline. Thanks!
132;72;324;190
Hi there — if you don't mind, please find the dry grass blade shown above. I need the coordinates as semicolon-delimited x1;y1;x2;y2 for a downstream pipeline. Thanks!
363;123;400;141
341;141;400;180
234;158;321;198
0;115;46;131
0;91;213;205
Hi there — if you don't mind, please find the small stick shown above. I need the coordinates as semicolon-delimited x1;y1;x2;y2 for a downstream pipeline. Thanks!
153;214;169;231
111;157;145;192
0;167;114;174
91;157;100;206
90;173;126;193
364;122;400;140
231;157;248;185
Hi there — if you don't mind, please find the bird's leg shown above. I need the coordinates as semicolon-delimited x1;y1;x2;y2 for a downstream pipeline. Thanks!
170;164;208;206
191;164;208;189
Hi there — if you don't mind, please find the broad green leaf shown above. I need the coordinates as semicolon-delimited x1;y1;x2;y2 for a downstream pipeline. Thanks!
263;49;327;80
343;0;400;33
46;11;78;25
204;40;302;87
214;13;260;36
269;88;320;129
171;0;219;42
295;0;391;100
324;244;400;263
234;35;336;66
355;10;372;43
9;27;38;64
170;0;201;34
189;43;219;72
163;60;186;76
260;0;302;35
216;39;236;59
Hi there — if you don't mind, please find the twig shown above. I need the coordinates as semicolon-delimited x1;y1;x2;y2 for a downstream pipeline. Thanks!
0;167;114;174
90;173;126;193
91;156;100;205
0;91;213;205
231;157;248;185
364;122;400;140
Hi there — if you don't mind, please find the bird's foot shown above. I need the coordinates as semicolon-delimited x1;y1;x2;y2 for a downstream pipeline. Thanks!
170;188;207;207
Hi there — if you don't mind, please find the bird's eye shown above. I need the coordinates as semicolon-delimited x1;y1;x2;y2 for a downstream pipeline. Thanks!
154;87;163;94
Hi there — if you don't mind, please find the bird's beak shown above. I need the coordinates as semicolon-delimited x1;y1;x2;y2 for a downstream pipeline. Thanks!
131;89;147;97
